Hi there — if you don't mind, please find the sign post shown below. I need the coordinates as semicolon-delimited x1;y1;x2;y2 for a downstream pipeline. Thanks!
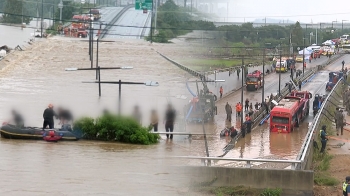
135;0;153;10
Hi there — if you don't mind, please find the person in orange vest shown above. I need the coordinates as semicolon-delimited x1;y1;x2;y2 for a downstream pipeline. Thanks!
219;86;223;99
236;102;242;117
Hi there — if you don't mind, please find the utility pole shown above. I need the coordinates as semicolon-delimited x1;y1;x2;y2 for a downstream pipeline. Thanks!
241;56;244;127
279;48;282;96
150;0;154;43
262;48;265;103
41;0;43;38
302;38;305;75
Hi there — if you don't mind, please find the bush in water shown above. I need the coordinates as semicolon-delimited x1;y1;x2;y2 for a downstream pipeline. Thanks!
73;114;160;145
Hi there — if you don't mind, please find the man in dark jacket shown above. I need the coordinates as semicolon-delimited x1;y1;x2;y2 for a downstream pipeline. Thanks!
164;104;176;139
43;104;58;129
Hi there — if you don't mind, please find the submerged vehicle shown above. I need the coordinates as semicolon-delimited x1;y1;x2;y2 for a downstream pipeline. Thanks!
185;80;217;123
246;70;263;91
326;72;343;91
0;123;81;141
270;90;312;133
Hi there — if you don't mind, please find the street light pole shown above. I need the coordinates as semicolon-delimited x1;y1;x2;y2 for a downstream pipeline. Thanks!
241;56;244;127
262;43;271;103
58;0;63;23
342;20;348;35
279;49;282;96
332;20;337;29
302;38;305;75
41;0;43;38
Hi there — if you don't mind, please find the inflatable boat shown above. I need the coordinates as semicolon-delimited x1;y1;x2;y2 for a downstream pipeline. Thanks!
43;130;63;142
0;123;81;141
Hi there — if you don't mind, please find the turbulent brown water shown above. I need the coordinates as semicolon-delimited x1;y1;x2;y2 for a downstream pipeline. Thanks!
0;34;348;194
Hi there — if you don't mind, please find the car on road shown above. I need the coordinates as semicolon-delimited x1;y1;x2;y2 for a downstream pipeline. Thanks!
296;55;303;62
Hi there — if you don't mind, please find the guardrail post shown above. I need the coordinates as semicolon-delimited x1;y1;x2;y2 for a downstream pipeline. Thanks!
246;161;251;168
291;163;296;170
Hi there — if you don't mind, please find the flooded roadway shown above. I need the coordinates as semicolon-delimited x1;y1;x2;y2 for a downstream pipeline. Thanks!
181;54;350;167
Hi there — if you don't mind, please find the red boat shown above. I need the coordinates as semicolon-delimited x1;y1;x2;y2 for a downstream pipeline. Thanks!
43;130;62;142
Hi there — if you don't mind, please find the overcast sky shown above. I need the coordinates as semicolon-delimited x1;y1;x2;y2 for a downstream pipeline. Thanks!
217;0;350;23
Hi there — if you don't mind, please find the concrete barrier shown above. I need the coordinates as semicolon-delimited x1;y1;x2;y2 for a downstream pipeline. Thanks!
185;166;313;196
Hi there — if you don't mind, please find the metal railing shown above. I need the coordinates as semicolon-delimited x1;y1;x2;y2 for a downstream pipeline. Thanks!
173;53;345;169
295;71;346;170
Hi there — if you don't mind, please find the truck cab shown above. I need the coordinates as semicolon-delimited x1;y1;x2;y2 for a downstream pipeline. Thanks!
326;72;343;91
246;70;263;91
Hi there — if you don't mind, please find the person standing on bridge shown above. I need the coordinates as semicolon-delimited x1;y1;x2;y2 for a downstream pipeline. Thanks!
220;86;223;99
320;125;328;153
343;176;350;196
150;110;158;132
236;102;242;118
225;102;232;122
236;69;240;79
336;110;345;136
244;98;249;111
164;104;176;140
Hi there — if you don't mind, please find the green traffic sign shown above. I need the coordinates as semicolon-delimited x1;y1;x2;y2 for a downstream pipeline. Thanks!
135;0;153;10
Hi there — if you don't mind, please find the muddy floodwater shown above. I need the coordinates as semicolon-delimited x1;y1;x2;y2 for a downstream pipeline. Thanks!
0;34;348;194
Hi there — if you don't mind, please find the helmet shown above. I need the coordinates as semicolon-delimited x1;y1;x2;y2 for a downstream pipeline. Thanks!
322;125;326;130
346;176;350;181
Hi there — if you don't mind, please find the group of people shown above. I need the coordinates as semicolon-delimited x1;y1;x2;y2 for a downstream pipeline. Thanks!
134;104;176;140
43;104;73;129
9;104;73;129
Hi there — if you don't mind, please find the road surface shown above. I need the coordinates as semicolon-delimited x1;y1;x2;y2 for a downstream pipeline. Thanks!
180;54;350;166
103;8;151;39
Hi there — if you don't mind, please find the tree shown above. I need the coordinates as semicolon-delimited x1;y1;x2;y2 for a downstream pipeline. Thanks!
55;1;77;22
2;0;32;24
291;21;304;48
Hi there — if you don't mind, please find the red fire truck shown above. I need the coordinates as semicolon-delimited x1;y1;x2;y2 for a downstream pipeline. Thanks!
246;70;263;91
270;90;312;133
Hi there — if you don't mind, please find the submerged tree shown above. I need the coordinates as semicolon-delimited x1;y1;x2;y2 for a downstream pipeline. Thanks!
2;0;32;24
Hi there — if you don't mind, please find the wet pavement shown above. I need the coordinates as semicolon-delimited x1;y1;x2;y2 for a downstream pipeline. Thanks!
181;54;350;167
103;8;151;39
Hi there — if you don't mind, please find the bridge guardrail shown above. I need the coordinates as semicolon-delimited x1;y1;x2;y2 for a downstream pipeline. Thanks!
295;61;346;170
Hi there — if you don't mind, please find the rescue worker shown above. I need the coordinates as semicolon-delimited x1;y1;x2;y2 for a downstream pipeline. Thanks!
343;176;350;196
248;108;254;117
244;115;252;133
150;110;158;132
337;110;345;136
43;104;58;129
254;102;259;110
244;98;249;111
288;82;292;93
219;86;223;99
319;125;328;153
11;110;24;128
241;124;246;138
236;102;242;117
57;107;73;125
164;104;176;139
343;89;348;107
132;106;142;125
342;60;345;70
230;126;237;138
225;102;232;122
298;80;302;91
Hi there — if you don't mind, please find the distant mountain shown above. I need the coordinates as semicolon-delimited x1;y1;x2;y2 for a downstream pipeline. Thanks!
252;18;295;24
